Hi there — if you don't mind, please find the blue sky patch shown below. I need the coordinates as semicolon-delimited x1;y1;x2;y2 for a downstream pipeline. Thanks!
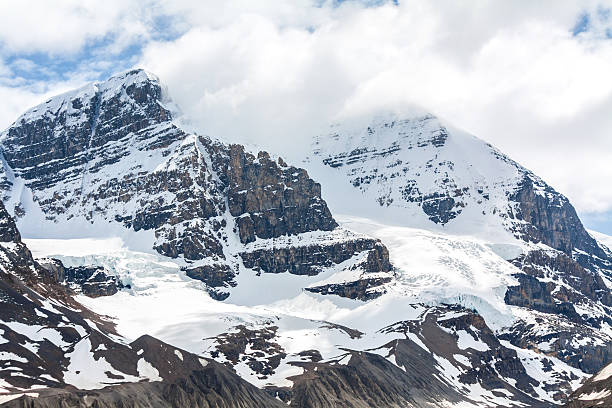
581;211;612;235
0;11;186;91
572;6;612;38
572;12;590;36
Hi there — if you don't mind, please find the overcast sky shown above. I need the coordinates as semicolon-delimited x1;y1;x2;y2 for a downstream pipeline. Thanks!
1;0;612;233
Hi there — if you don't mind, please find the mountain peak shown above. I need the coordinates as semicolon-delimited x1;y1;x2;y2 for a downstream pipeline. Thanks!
8;68;166;130
0;68;173;195
309;108;606;259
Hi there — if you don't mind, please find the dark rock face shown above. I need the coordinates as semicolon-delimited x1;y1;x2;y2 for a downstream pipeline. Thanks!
305;275;392;300
0;203;38;286
239;236;392;301
226;148;337;244
0;200;21;243
38;258;127;297
0;69;392;299
183;264;236;300
502;248;612;375
240;238;390;276
509;176;607;259
421;194;463;224
506;250;612;324
304;243;393;300
505;273;582;321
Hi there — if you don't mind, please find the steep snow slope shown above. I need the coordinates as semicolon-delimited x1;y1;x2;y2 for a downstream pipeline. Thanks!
590;229;612;252
307;111;522;240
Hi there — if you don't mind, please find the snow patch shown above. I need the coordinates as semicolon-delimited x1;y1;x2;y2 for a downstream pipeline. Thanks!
594;363;612;382
137;358;163;382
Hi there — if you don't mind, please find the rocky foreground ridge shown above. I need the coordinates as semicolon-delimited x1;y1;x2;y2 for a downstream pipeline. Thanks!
564;361;612;407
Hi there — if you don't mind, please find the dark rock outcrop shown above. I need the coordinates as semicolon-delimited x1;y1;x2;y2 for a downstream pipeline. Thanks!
305;275;392;300
38;258;126;297
499;312;612;375
226;148;337;244
206;325;287;379
510;176;607;258
505;273;582;322
240;238;390;276
506;250;612;324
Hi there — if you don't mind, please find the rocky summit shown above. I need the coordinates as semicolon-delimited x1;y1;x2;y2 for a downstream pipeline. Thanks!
0;70;611;407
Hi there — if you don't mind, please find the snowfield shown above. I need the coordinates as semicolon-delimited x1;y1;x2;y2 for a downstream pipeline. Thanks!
24;216;523;341
21;215;597;402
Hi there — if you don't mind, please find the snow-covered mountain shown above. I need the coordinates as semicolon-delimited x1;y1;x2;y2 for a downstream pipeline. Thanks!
307;110;606;257
305;110;612;373
0;70;611;407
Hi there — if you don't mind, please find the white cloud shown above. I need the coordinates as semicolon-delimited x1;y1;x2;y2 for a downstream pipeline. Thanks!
0;74;95;128
1;0;612;217
136;0;612;216
0;0;154;55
